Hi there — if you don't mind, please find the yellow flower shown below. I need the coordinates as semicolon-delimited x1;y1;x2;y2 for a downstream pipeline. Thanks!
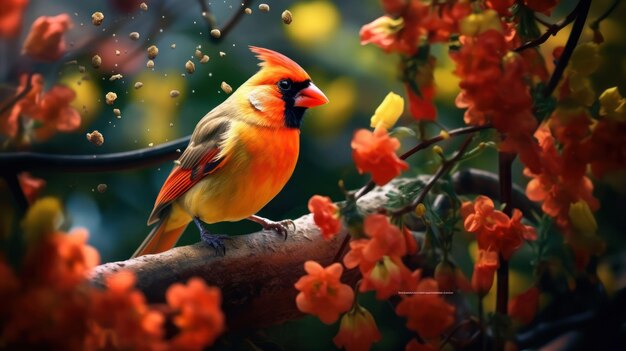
370;92;404;130
459;10;502;37
568;200;597;234
22;197;64;245
599;87;626;121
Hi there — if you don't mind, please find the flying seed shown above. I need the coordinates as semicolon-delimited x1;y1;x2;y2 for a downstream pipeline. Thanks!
210;29;221;38
146;60;154;68
91;55;102;68
195;49;203;59
219;51;226;57
113;108;121;117
244;8;252;14
281;10;292;24
259;4;270;12
134;81;143;89
97;184;108;193
200;55;209;64
221;81;232;94
185;60;195;74
86;130;104;146
170;90;180;98
129;32;140;40
105;92;117;105
91;12;104;26
147;45;158;59
109;74;123;81
140;2;148;11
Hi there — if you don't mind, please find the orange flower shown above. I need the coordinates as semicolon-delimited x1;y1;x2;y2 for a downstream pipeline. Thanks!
471;249;499;296
1;73;44;138
360;255;414;299
333;304;382;351
18;172;46;204
295;261;354;324
461;196;508;233
406;83;436;122
166;278;225;350
308;195;342;240
362;214;407;262
0;0;29;38
25;228;99;290
343;239;372;271
396;278;455;340
22;14;73;61
88;271;166;351
584;118;626;179
351;127;408;186
33;85;81;140
509;286;540;324
403;227;419;255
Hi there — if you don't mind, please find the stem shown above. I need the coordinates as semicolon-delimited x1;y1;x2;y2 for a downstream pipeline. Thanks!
387;135;474;216
590;0;621;29
198;0;218;30
543;0;592;98
203;0;254;42
0;72;34;116
354;124;491;199
495;151;514;351
514;1;581;52
478;297;486;351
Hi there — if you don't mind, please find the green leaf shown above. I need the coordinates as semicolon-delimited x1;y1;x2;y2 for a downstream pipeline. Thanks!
385;179;425;209
532;83;556;122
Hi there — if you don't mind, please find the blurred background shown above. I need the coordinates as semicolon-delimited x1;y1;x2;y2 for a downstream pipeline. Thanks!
1;0;625;349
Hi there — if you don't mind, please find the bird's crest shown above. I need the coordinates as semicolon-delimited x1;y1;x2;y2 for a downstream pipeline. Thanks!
249;46;310;82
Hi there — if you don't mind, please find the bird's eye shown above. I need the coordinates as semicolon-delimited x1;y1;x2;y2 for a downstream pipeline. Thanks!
278;79;292;90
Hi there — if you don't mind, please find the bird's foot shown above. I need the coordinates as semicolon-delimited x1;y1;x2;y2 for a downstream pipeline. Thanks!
248;215;294;240
200;231;231;256
194;216;230;256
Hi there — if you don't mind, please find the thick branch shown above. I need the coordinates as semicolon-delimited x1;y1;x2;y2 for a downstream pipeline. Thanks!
91;179;402;330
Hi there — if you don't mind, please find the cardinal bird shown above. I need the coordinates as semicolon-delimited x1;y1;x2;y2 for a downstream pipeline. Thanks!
132;46;328;258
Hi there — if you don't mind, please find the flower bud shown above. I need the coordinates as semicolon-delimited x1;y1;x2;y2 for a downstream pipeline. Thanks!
370;91;404;130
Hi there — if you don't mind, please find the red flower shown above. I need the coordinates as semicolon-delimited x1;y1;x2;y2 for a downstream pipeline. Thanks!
333;305;382;351
308;195;342;240
405;83;436;122
396;278;455;340
1;73;44;138
486;0;515;16
351;127;408;186
0;0;29;38
471;249;499;296
584;118;626;179
360;255;414;299
18;172;46;204
22;14;73;61
509;286;540;324
406;339;438;351
33;85;81;140
166;278;225;350
295;261;354;324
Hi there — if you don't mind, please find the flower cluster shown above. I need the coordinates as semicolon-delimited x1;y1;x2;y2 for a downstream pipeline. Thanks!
0;73;81;143
0;198;225;350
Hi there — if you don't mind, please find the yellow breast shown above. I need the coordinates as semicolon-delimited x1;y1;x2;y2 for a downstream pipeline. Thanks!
179;122;300;223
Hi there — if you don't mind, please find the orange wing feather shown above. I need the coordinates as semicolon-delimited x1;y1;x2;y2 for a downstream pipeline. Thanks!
148;148;224;224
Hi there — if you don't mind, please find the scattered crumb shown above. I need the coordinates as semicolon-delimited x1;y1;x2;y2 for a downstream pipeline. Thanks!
91;55;102;68
194;49;203;59
115;49;121;56
219;51;226;57
220;81;232;94
185;60;195;74
105;92;117;105
86;130;104;146
200;55;209;64
244;7;252;14
129;32;140;40
65;60;78;65
134;81;143;89
113;108;121;117
140;2;148;11
91;12;104;26
169;90;180;98
170;43;176;49
97;183;107;193
78;65;85;73
148;142;154;147
109;74;123;81
281;10;292;24
147;45;158;59
169;122;174;127
146;60;154;68
173;160;181;165
210;29;221;38
259;3;270;12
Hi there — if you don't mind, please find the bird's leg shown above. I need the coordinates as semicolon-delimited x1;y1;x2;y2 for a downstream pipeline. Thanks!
193;217;230;255
247;215;295;240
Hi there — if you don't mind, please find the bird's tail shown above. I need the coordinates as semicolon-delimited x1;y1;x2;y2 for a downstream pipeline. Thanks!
132;214;188;258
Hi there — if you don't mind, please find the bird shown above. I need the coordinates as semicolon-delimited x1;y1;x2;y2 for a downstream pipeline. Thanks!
132;46;328;258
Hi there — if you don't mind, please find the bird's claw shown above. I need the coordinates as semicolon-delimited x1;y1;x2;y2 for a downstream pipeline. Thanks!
200;231;231;256
261;219;295;240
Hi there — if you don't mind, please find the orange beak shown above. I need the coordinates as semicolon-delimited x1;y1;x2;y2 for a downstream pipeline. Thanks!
294;82;329;108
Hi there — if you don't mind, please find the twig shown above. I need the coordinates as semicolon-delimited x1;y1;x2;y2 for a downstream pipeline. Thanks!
0;72;34;116
0;136;190;173
590;0;621;29
198;0;218;30
543;0;592;98
387;135;474;216
439;318;479;349
514;1;582;53
201;0;254;42
354;124;491;200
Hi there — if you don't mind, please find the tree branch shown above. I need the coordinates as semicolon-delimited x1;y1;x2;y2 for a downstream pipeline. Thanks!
0;72;34;116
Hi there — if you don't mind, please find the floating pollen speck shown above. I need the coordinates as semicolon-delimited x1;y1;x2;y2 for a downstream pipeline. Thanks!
170;90;180;98
219;51;226;57
91;12;104;26
221;81;232;94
